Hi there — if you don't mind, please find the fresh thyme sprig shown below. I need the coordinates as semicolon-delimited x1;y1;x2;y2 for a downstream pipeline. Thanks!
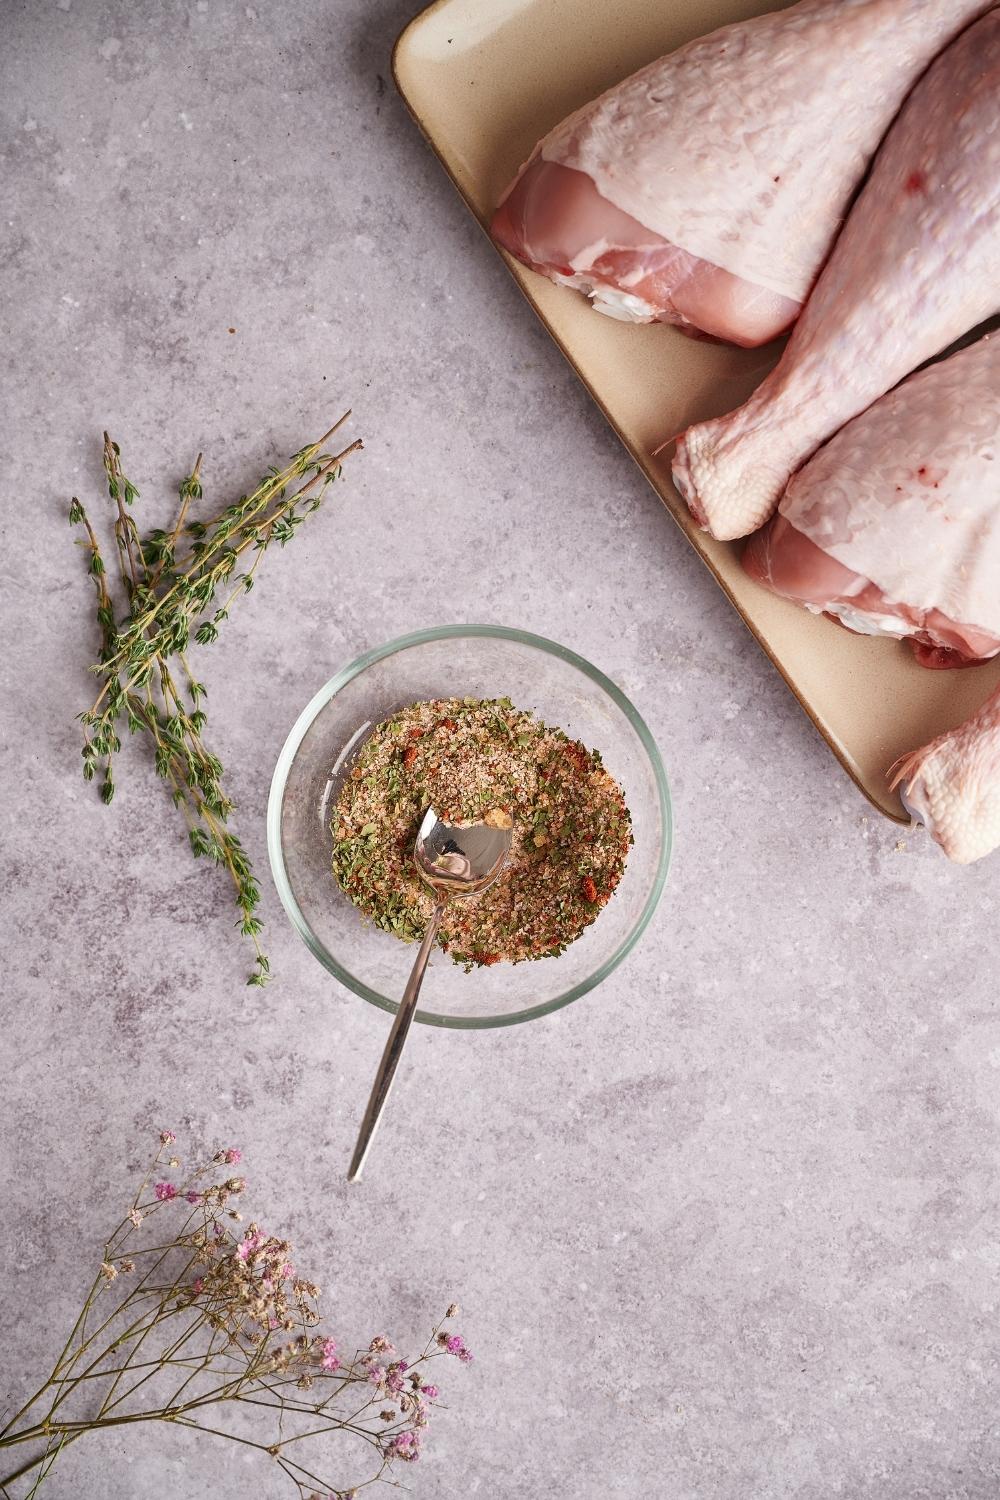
72;416;363;985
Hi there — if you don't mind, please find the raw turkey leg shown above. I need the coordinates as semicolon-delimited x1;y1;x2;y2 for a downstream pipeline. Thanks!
743;335;1000;667
492;0;991;347
892;688;1000;864
492;159;797;346
672;10;1000;540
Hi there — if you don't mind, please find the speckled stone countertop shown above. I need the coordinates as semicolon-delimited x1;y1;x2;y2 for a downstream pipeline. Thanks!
3;3;999;1497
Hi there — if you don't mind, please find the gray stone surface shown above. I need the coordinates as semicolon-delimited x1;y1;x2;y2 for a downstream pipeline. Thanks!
2;2;999;1497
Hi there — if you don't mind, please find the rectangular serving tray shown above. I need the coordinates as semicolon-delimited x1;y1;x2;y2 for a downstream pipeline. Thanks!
392;0;1000;821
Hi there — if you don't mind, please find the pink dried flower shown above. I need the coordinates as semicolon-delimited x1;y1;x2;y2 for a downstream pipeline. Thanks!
237;1230;263;1262
390;1431;420;1462
5;1134;468;1497
440;1331;474;1362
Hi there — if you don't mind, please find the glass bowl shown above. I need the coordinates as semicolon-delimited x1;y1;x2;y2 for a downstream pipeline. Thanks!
267;626;671;1028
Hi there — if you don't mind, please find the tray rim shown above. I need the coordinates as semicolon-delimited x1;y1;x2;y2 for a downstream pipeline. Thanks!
391;0;909;826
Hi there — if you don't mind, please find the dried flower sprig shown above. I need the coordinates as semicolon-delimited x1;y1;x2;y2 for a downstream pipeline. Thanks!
0;1136;469;1499
71;416;363;984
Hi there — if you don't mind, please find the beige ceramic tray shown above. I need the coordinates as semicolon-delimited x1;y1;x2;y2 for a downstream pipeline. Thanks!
393;0;1000;821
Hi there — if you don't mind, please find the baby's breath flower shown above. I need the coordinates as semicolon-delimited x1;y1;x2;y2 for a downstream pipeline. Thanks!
1;1130;466;1497
446;1303;459;1318
387;1430;421;1463
159;1130;176;1145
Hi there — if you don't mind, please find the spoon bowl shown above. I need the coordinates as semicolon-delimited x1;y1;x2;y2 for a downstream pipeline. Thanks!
414;806;513;897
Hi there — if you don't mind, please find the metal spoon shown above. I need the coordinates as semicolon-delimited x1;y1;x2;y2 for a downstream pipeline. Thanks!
347;805;513;1181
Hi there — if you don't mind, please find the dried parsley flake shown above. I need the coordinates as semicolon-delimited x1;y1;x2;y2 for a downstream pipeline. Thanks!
330;697;632;968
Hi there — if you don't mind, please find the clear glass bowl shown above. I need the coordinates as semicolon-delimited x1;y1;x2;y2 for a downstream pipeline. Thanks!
267;626;671;1028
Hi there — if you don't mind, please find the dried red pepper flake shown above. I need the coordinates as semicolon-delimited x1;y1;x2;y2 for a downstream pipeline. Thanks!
408;727;424;739
472;952;501;966
564;743;591;774
581;876;598;904
438;717;458;732
402;745;418;769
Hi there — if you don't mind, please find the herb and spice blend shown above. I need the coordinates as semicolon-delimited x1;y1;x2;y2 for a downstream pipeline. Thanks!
331;697;632;967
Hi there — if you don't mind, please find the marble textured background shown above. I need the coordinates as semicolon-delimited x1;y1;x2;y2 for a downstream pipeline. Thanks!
2;2;999;1496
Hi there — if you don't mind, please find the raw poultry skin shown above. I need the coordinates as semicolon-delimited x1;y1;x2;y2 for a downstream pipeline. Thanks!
491;0;991;347
743;336;1000;668
891;690;1000;865
672;9;1000;539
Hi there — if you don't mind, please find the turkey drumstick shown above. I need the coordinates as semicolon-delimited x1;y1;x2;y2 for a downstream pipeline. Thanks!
672;10;1000;540
893;688;1000;865
492;0;991;348
742;335;1000;668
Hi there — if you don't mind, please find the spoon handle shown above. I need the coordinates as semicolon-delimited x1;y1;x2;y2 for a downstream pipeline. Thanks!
347;901;444;1182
